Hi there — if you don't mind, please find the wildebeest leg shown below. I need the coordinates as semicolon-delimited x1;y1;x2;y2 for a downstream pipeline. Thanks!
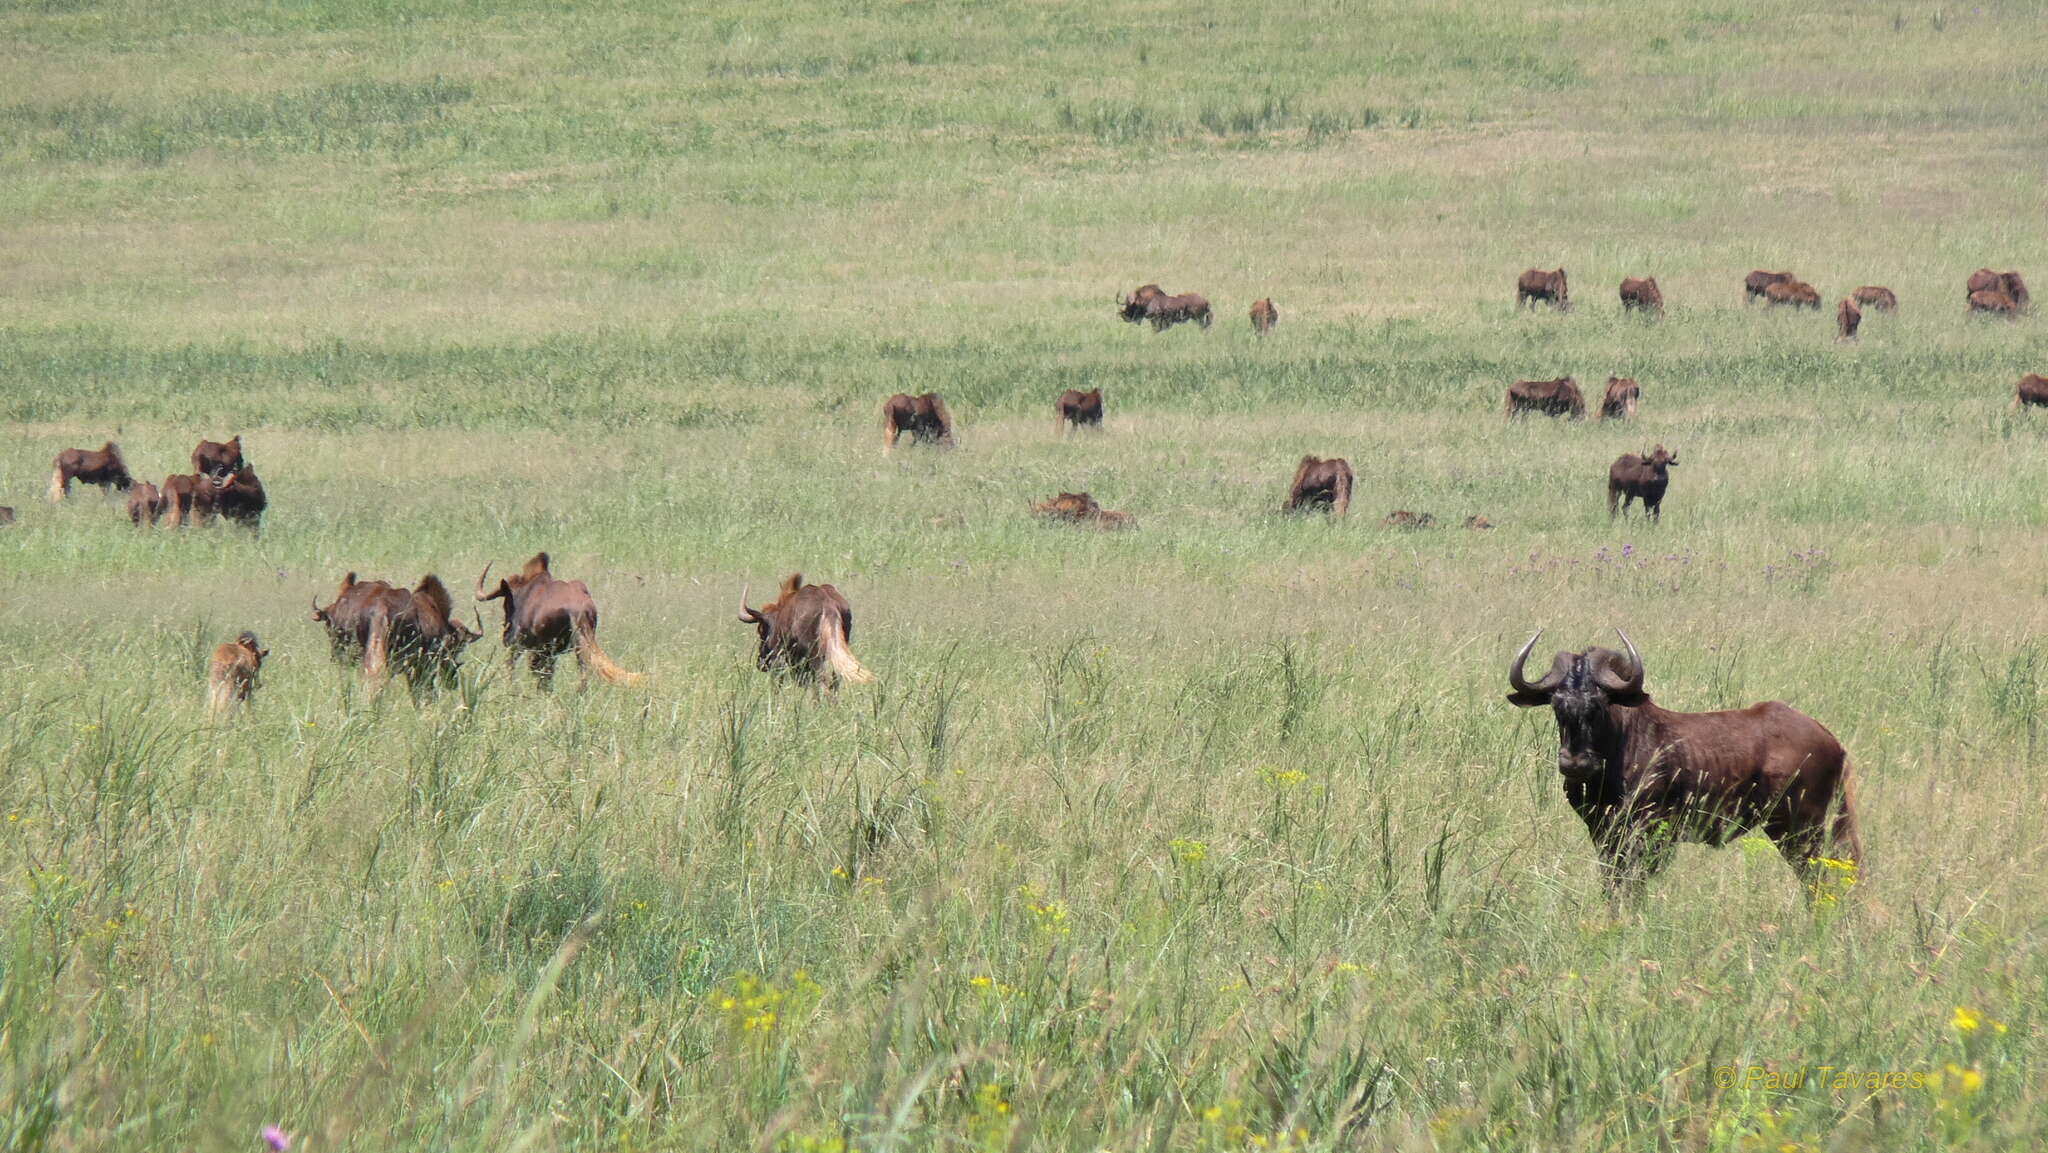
1648;498;1661;522
531;649;557;687
1607;487;1620;518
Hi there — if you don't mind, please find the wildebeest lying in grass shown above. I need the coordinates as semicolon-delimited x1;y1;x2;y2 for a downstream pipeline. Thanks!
1838;297;1861;340
1383;510;1435;529
1608;446;1678;520
1249;297;1278;334
1054;388;1102;434
738;573;875;687
1506;376;1585;420
2016;374;2048;410
1284;456;1353;516
206;631;268;718
477;553;641;686
128;481;164;526
1597;377;1639;422
314;572;482;690
1516;267;1569;311
1851;285;1897;312
1618;277;1662;315
882;392;955;453
1507;629;1862;901
1744;269;1795;303
1032;491;1135;530
1764;279;1821;309
1967;269;2028;312
49;442;132;500
191;435;244;480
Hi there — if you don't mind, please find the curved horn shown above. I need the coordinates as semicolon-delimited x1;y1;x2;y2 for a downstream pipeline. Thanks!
737;582;761;624
474;561;494;600
310;593;323;618
1594;628;1646;694
1508;629;1569;696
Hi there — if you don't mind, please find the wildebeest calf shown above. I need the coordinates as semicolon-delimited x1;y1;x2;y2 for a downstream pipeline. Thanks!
1837;297;1861;340
1618;277;1662;315
1032;491;1135;530
49;442;133;501
1054;388;1103;434
2016;374;2048;410
1506;377;1586;420
1851;285;1897;311
1284;456;1353;516
1517;267;1569;311
128;482;164;526
1597;376;1639;422
207;631;268;718
1249;297;1279;334
1608;446;1678;520
882;392;955;453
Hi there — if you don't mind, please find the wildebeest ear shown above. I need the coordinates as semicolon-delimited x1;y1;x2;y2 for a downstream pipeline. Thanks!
779;573;803;599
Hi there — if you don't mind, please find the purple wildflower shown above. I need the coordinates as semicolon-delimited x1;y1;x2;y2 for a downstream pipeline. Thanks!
262;1126;291;1152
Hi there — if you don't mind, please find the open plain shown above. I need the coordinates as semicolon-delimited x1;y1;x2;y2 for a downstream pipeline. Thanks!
4;0;2048;1148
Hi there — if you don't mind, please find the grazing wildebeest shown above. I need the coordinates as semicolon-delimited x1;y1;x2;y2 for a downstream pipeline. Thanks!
210;463;266;531
1054;388;1103;434
1517;268;1570;311
1031;491;1135;530
1969;288;2019;318
312;572;482;689
1597;377;1640;422
1117;284;1165;323
1284;456;1353;516
1608;445;1678;520
1506;377;1586;420
161;473;215;527
1618;277;1662;315
206;631;268;719
476;553;640;686
1507;629;1862;900
1744;270;1795;303
1383;510;1435;529
49;442;133;500
882;392;955;453
2016;374;2048;410
1763;280;1821;309
1851;285;1897;312
1249;297;1279;334
1139;290;1213;332
191;435;244;480
128;481;164;526
738;573;876;686
1968;269;2029;312
1837;297;1862;341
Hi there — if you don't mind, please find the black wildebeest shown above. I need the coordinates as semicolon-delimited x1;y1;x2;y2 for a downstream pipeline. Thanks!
1116;284;1164;322
1506;377;1586;420
1597;376;1640;422
1764;280;1821;309
49;442;133;500
313;572;482;690
1284;456;1353;516
161;473;214;527
206;631;268;718
882;392;955;453
210;462;266;531
1618;277;1662;316
1743;269;1795;304
2016;374;2048;410
1054;388;1103;434
1249;297;1279;334
1138;289;1212;332
1517;267;1569;311
738;573;876;686
476;553;640;686
1967;269;2028;312
1969;288;2019;318
128;481;164;526
1507;629;1862;900
1608;445;1678;520
1851;285;1897;312
191;435;244;481
1837;297;1861;341
1032;491;1135;530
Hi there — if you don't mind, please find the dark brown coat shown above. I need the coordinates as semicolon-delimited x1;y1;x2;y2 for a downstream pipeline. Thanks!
1851;285;1897;311
1763;280;1821;309
1618;277;1662;315
1249;297;1279;334
738;573;876;686
2002;271;2030;311
210;463;266;531
1597;377;1640;422
1517;267;1569;310
161;473;215;527
1837;297;1861;340
1507;630;1861;899
1117;284;1165;322
312;572;482;689
1744;270;1795;303
1140;291;1213;332
191;435;244;480
206;631;268;718
1031;491;1135;530
1608;445;1678;520
49;442;133;500
1054;388;1103;433
882;392;955;453
1966;269;2027;309
2016;374;2048;410
1506;376;1586;420
1969;288;2019;317
1284;456;1353;516
128;481;164;526
476;553;640;686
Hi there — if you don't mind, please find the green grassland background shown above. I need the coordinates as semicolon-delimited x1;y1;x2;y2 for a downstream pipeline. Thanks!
4;0;2048;1149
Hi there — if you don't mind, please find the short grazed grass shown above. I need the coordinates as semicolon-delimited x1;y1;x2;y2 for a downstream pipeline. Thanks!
5;1;2048;1150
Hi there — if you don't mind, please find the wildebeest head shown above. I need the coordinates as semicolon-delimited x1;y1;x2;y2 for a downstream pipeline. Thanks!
1118;284;1164;323
1507;629;1647;781
1643;445;1677;471
193;435;245;481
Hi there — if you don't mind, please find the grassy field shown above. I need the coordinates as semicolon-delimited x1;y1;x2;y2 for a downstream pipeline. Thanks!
6;0;2048;1149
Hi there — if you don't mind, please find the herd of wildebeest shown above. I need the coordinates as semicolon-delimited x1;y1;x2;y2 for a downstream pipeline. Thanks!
28;263;2048;898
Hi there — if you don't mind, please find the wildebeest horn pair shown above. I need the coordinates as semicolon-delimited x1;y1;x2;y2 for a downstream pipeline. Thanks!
1508;628;1643;698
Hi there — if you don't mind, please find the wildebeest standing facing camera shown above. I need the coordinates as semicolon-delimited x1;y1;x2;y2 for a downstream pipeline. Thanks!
1608;446;1678;520
1054;388;1103;434
881;392;955;453
128;481;165;526
1506;629;1862;900
738;573;876;687
191;435;244;480
1284;456;1353;516
1517;267;1569;310
49;442;133;501
1763;280;1821;309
